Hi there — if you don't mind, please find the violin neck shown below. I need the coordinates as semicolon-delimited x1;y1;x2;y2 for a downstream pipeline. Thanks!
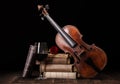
45;14;77;48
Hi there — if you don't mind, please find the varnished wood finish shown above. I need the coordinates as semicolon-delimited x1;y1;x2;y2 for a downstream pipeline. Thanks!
1;71;120;84
55;25;107;78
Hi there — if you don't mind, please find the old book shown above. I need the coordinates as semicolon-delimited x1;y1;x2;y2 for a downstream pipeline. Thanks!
40;64;76;72
22;45;37;78
46;57;70;64
36;53;71;64
48;53;69;58
44;72;77;79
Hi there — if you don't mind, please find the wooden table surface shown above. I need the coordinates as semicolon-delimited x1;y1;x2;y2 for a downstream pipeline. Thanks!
0;71;120;84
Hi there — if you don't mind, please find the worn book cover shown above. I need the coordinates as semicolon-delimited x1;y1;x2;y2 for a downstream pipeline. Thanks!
36;53;72;64
44;72;78;79
22;45;37;78
40;64;76;72
48;53;70;58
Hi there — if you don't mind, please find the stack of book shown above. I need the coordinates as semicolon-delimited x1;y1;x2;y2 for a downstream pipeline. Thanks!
36;53;80;79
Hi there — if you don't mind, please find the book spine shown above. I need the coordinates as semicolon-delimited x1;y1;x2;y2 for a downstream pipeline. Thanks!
36;53;71;64
48;53;69;58
22;45;36;78
40;64;74;72
45;57;70;64
44;72;77;79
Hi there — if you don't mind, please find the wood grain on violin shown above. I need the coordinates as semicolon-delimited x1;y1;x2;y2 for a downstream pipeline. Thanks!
37;5;107;78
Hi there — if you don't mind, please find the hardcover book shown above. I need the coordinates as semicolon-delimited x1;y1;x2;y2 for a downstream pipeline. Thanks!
22;45;36;78
40;64;75;72
44;72;77;79
36;53;72;64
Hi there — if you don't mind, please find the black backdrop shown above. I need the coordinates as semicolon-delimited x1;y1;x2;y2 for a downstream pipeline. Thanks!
0;0;119;72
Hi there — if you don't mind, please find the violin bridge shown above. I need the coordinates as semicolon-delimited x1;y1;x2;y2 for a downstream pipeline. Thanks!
73;45;84;62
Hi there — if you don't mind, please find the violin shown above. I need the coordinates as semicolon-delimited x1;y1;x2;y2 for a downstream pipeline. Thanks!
38;5;107;78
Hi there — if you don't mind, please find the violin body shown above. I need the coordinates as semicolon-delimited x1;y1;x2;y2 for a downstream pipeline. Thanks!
55;25;107;78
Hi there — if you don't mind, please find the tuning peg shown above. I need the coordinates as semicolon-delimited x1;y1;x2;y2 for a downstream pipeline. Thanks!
41;17;44;20
37;5;43;11
45;4;49;10
39;14;44;20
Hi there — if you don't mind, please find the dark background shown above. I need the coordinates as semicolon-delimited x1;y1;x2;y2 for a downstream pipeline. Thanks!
0;0;119;72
